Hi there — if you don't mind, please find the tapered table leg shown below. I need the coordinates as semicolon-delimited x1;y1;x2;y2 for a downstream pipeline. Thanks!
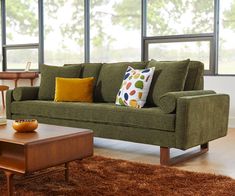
1;90;5;109
65;162;69;182
30;79;34;86
5;171;14;196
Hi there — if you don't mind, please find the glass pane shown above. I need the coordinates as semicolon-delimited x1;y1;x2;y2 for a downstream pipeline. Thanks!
147;0;214;36
218;0;235;74
148;41;210;70
7;49;38;70
6;0;38;44
90;0;141;62
44;1;84;65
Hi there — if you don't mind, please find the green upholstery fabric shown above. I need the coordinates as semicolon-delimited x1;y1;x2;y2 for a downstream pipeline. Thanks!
11;114;176;147
13;87;39;101
146;59;190;106
175;94;229;150
159;90;216;113
64;63;102;87
11;101;175;131
38;64;82;100
81;63;102;87
184;61;204;90
6;90;14;119
95;62;147;102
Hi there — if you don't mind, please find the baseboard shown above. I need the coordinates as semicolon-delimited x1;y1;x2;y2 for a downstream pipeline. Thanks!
229;117;235;128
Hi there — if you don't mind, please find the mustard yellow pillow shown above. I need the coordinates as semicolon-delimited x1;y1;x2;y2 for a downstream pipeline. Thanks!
54;77;94;102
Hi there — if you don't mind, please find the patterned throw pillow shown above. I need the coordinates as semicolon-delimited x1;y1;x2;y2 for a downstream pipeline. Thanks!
115;66;155;108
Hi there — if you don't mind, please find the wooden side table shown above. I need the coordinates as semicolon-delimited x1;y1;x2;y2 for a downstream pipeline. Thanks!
0;71;39;87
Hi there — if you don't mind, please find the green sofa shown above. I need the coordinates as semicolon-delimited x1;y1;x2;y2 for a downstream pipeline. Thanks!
6;61;230;165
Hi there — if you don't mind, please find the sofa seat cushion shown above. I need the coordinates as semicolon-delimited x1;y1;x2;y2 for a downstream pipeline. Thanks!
11;101;176;132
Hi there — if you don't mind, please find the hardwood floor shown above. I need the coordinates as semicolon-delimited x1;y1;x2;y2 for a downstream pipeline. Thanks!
94;128;235;179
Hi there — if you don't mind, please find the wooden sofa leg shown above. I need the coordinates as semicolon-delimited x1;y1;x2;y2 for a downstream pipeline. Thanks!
160;147;170;166
201;143;209;151
160;143;209;166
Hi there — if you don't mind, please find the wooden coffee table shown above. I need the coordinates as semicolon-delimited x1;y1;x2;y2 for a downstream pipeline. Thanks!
0;120;93;196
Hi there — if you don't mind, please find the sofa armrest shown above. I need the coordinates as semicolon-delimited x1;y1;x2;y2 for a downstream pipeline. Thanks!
175;94;229;150
159;90;216;113
6;90;14;119
13;86;39;101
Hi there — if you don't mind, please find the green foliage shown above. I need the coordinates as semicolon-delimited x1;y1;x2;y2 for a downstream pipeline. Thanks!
5;0;234;48
55;0;112;46
146;0;186;35
6;0;38;36
112;0;141;29
44;0;65;17
59;1;84;46
113;0;214;35
224;0;235;30
189;0;214;33
6;0;66;40
89;0;114;47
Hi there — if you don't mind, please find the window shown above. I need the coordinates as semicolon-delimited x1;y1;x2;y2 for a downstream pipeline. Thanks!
148;41;211;70
6;48;38;70
6;0;38;44
44;1;84;65
90;0;141;62
2;0;39;70
218;0;235;74
147;0;214;36
145;0;214;74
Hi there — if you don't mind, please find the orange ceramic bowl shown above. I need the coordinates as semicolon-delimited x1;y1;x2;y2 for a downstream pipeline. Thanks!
12;119;38;133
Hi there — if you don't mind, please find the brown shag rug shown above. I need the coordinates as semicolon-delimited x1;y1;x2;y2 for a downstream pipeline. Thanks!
0;156;235;196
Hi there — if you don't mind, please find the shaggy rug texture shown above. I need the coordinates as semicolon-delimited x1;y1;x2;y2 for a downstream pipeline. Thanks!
0;156;235;196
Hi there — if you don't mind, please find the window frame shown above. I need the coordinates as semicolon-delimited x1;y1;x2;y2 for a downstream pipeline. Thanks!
143;34;215;75
141;0;220;76
1;0;41;71
3;44;39;71
0;0;233;75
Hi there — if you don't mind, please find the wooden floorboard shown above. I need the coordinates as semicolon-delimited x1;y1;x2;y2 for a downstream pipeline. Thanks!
94;128;235;179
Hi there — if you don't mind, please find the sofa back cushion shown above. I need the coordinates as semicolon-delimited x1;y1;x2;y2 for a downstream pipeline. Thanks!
39;64;82;100
64;63;102;87
184;61;204;91
95;62;147;102
146;59;190;106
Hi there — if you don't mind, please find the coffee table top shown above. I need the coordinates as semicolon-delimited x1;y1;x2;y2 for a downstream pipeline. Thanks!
0;120;92;145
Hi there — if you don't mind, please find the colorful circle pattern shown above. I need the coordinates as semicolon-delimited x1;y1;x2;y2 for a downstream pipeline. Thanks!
115;66;155;108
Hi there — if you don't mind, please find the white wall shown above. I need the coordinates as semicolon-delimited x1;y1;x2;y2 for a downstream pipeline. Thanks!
204;76;235;128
